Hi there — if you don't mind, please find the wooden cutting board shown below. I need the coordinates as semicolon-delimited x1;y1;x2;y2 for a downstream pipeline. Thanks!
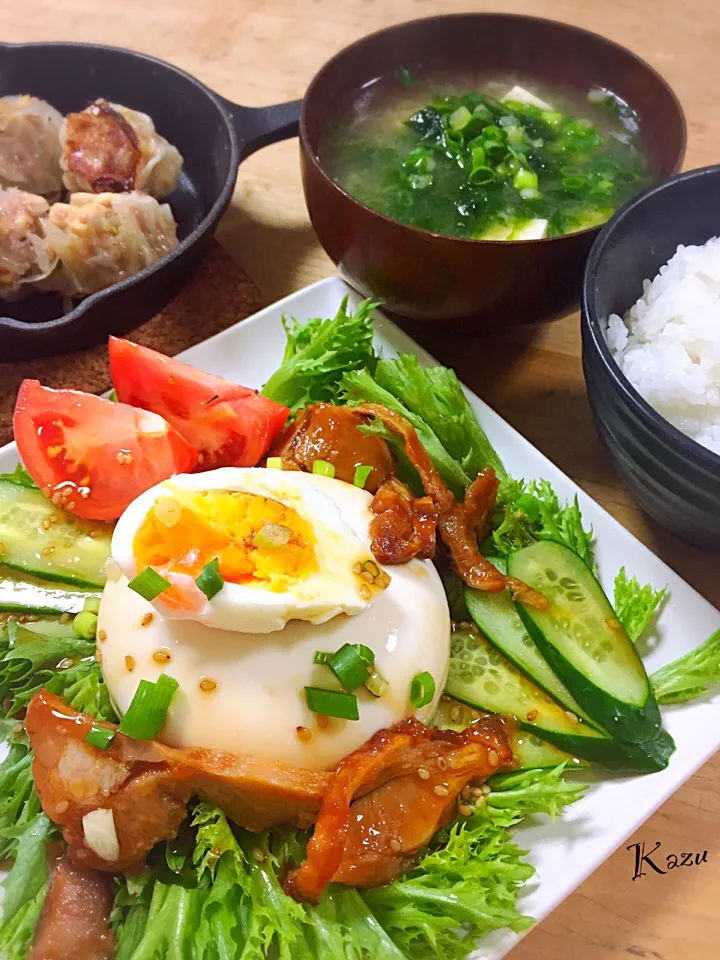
0;242;263;446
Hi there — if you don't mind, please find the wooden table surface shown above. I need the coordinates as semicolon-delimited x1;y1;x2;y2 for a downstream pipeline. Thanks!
4;1;720;958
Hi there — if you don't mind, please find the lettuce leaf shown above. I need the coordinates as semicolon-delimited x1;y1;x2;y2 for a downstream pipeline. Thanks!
261;296;379;413
0;464;37;488
373;355;507;485
651;627;720;704
342;367;470;498
0;883;46;960
613;568;666;643
1;813;51;923
490;478;595;569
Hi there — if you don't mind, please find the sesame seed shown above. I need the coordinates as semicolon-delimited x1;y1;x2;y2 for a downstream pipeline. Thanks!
526;709;538;722
417;767;430;780
565;710;579;724
450;705;461;722
56;799;69;815
359;584;371;601
116;450;134;465
95;648;103;663
433;784;449;797
65;501;76;512
125;655;135;672
377;571;391;589
461;786;472;801
199;677;217;692
296;725;312;742
481;784;491;796
89;529;100;538
51;492;63;506
352;562;363;575
316;714;330;730
437;757;448;771
487;749;499;768
42;545;55;556
98;629;107;643
252;848;266;863
361;570;375;583
41;518;52;531
153;648;172;664
141;612;154;627
458;804;474;817
75;848;87;860
388;838;402;852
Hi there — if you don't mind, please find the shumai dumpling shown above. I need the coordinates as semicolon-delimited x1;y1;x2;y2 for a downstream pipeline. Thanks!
41;192;178;297
0;95;64;198
60;99;183;198
0;187;57;300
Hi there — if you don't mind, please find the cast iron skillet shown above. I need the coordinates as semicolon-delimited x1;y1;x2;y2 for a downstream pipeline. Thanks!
0;41;302;359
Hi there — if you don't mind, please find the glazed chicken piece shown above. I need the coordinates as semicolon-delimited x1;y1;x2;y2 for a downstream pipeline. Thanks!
27;691;511;898
29;851;115;960
27;688;329;872
286;715;512;901
270;402;394;493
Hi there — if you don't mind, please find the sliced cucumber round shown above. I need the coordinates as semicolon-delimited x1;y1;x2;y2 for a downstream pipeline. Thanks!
508;540;662;742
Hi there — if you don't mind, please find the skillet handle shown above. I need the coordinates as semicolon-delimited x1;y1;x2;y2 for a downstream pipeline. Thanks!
220;98;302;161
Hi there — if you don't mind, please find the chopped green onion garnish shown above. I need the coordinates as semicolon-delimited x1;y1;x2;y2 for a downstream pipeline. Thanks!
353;464;373;488
195;558;224;600
365;669;389;698
312;460;336;478
83;597;101;615
72;610;98;640
314;651;331;665
108;389;118;402
85;723;116;750
305;686;359;721
449;105;472;132
410;671;436;708
326;642;374;692
128;567;171;602
266;457;283;470
118;673;179;740
253;523;291;550
513;168;538;192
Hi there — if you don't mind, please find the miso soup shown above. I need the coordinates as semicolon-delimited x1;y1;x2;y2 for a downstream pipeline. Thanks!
318;70;649;240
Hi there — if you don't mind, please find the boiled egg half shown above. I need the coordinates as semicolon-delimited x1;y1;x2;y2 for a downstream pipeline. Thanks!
99;468;450;769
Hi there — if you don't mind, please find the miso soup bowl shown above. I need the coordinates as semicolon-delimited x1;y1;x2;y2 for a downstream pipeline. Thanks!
299;13;685;332
582;166;720;553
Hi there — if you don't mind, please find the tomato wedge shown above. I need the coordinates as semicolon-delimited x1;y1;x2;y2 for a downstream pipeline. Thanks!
13;380;198;521
108;338;290;470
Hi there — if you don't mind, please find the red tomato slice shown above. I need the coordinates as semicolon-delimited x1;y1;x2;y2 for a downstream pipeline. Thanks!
13;380;198;521
108;337;290;469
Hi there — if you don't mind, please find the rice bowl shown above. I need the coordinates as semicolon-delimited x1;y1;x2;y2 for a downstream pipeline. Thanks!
606;238;720;455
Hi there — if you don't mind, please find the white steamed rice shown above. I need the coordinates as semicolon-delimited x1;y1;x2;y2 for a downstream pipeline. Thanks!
606;237;720;455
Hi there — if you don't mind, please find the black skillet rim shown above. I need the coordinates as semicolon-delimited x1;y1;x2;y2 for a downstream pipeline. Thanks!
0;39;240;335
582;163;720;472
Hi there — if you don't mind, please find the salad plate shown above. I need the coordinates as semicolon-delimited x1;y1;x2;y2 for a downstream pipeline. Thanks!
1;275;719;959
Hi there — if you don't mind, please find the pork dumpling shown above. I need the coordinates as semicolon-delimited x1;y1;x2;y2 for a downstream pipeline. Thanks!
0;95;64;198
41;192;178;297
60;99;183;198
0;187;57;299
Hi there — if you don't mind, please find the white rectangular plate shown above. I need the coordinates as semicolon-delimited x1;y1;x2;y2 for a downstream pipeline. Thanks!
3;276;719;959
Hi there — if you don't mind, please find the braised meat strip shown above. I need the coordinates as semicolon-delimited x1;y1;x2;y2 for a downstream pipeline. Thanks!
354;403;547;608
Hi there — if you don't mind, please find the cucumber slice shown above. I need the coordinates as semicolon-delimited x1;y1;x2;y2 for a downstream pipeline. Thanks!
0;572;100;614
508;540;662;742
447;624;670;771
464;584;593;724
0;480;111;588
432;698;584;770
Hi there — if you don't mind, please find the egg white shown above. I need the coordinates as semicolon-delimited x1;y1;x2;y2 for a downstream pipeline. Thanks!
111;468;382;634
99;475;451;769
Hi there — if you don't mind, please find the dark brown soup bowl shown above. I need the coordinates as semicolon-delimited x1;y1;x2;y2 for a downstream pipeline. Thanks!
299;14;685;332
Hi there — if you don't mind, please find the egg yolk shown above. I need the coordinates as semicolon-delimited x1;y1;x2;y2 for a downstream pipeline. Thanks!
133;490;318;591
